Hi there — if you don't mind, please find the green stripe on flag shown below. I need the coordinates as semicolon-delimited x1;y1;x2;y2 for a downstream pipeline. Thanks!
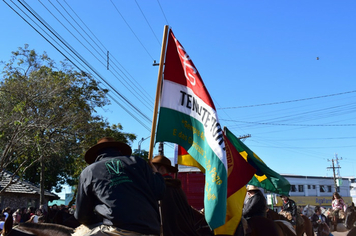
225;128;290;196
156;107;227;229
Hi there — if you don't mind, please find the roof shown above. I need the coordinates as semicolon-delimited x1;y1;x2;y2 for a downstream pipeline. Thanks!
0;171;59;200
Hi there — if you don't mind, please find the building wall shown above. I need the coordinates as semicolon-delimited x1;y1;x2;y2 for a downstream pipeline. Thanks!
0;194;49;211
263;175;354;209
178;171;356;210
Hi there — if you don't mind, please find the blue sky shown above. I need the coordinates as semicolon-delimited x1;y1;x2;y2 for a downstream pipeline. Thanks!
1;0;355;184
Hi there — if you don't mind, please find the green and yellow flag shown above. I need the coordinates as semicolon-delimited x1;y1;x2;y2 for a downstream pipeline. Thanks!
225;128;290;196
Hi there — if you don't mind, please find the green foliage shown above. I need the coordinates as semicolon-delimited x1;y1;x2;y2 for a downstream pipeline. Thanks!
0;45;137;194
132;149;149;161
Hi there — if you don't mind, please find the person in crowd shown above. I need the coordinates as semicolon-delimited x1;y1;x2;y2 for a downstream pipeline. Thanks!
38;215;46;224
39;204;48;221
280;195;298;229
19;207;28;223
151;154;199;236
311;206;330;236
2;207;11;220
0;214;5;231
48;204;60;223
74;137;166;236
27;209;42;223
331;192;346;231
12;209;22;225
242;185;267;220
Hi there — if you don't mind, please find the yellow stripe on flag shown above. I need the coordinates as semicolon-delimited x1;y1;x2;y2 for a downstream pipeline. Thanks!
239;151;267;182
178;153;205;173
214;186;246;235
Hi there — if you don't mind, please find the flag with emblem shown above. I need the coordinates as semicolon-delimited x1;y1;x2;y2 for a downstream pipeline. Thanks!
214;131;256;235
225;127;290;196
155;28;227;230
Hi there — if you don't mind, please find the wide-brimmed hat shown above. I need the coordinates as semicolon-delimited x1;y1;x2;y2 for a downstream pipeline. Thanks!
152;155;178;173
85;137;132;164
246;185;260;191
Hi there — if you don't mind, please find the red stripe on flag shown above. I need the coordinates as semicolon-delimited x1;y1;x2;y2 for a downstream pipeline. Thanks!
224;133;256;197
164;30;216;109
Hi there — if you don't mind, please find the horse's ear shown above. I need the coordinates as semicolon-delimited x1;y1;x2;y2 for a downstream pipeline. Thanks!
3;212;13;235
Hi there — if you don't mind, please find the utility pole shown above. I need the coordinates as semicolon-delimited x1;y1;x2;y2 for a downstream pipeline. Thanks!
238;134;251;141
138;136;150;157
327;153;342;192
158;142;164;155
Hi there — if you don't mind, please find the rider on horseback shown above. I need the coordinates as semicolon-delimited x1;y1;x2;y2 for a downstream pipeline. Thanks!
152;155;200;236
243;185;267;220
242;185;267;236
280;195;298;230
330;192;346;231
310;206;330;236
74;137;166;236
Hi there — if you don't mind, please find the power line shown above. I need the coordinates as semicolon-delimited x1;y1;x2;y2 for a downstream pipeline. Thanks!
156;0;169;25
110;0;155;61
134;0;161;46
40;0;154;111
6;0;153;128
218;90;356;109
59;0;155;110
221;119;356;127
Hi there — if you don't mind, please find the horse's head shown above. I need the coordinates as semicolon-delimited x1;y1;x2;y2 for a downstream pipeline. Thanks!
302;205;309;215
302;204;315;217
344;204;356;229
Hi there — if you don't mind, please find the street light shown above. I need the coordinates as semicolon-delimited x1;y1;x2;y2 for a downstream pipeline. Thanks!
138;136;150;157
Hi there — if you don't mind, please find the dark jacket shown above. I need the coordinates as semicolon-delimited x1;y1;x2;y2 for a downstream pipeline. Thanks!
160;176;199;236
74;149;165;235
282;198;297;217
310;213;329;230
242;190;267;220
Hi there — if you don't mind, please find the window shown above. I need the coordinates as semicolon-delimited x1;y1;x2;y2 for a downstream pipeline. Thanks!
291;185;296;192
320;185;326;192
327;186;332;192
308;185;311;189
298;185;304;192
313;185;316;189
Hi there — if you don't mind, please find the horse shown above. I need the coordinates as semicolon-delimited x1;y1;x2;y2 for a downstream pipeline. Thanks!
2;214;88;236
248;216;294;236
191;207;214;236
266;208;313;236
347;227;356;236
345;203;356;229
302;204;329;218
5;223;74;236
191;207;286;236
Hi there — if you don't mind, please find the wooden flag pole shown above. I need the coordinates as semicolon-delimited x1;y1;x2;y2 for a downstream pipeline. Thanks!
148;25;169;161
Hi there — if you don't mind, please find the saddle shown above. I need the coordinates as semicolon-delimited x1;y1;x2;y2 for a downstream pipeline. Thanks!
279;211;292;220
279;211;304;226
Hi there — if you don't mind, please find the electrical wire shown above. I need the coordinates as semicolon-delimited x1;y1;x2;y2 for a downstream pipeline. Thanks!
218;90;356;109
8;0;152;128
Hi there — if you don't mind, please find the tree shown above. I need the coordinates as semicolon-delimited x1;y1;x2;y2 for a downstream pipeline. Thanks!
132;149;149;161
0;45;136;203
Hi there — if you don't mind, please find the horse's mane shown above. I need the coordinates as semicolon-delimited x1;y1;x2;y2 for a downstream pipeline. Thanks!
15;223;74;236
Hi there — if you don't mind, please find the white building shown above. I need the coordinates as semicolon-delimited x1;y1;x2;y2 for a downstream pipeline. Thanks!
264;174;354;209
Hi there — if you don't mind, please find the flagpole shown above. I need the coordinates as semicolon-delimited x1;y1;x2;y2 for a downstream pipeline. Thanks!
148;25;169;161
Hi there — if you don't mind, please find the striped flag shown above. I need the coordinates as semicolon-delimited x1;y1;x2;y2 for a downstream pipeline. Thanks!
155;29;227;229
225;127;290;196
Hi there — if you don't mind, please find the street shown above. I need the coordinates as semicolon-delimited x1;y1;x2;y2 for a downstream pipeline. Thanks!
329;230;353;236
